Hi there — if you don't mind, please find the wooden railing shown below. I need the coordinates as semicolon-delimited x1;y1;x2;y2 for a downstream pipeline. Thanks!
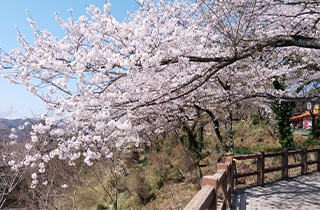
184;147;320;209
184;157;234;210
234;148;320;186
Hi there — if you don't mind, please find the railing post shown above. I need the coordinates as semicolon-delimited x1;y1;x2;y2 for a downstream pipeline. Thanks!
257;151;265;186
217;162;231;209
282;149;288;180
225;156;234;193
301;148;307;175
201;176;218;209
317;149;320;171
221;173;228;209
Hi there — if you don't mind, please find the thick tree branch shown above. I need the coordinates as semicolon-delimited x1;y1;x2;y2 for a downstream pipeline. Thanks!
266;35;320;49
160;35;320;66
234;93;320;103
194;105;229;152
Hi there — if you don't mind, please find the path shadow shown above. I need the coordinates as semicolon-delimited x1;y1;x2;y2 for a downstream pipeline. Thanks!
231;171;320;210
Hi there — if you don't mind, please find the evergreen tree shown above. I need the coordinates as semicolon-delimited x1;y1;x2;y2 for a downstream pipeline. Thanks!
314;116;320;139
272;77;296;150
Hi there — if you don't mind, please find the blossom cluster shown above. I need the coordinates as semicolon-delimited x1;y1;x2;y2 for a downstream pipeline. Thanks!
1;0;320;188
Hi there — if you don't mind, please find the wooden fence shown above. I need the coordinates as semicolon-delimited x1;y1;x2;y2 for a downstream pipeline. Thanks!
234;148;320;186
184;147;320;210
184;157;234;209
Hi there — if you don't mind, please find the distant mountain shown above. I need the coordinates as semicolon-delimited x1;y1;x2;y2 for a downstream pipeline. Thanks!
0;118;40;140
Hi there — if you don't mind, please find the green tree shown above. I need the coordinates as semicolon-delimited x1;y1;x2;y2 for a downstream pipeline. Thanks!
272;77;296;150
314;116;320;140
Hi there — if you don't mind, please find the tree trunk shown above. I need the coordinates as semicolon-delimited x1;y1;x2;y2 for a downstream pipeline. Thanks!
309;103;317;139
225;105;234;154
113;185;118;210
196;162;203;187
195;105;229;152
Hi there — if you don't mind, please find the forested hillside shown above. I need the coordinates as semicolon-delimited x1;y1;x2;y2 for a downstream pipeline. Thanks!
1;0;320;209
0;118;38;139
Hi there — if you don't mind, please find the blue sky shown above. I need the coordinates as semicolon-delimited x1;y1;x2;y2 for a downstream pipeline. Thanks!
0;0;139;119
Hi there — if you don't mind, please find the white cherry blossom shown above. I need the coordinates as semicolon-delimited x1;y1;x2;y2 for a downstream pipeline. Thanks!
1;0;320;189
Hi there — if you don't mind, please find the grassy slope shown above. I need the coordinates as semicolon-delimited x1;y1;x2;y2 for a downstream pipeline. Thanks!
69;123;314;209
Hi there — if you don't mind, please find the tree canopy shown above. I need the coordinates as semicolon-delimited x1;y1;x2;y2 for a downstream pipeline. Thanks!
1;0;320;188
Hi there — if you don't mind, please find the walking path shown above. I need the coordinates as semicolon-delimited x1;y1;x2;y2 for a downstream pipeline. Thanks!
231;171;320;210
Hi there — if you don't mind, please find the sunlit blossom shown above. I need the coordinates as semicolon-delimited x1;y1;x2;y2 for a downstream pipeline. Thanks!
61;184;68;188
31;173;37;180
1;0;320;190
25;143;33;150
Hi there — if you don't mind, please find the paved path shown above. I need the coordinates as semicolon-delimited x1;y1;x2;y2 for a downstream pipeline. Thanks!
293;129;310;136
231;171;320;210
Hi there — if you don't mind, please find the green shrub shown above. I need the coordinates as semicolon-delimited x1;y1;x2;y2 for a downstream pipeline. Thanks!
96;204;108;210
252;114;260;125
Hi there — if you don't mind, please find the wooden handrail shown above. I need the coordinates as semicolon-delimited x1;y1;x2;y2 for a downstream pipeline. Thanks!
184;157;234;210
264;151;284;157
185;148;320;209
184;185;216;209
234;147;320;186
233;154;259;160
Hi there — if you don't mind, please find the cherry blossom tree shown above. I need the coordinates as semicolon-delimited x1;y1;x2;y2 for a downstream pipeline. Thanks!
1;0;320;208
0;122;32;208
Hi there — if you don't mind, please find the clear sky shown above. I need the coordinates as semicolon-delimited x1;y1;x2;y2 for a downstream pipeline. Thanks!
0;0;139;119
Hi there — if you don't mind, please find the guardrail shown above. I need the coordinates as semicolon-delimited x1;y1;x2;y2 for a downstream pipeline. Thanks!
184;147;320;209
234;148;320;186
184;157;234;210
